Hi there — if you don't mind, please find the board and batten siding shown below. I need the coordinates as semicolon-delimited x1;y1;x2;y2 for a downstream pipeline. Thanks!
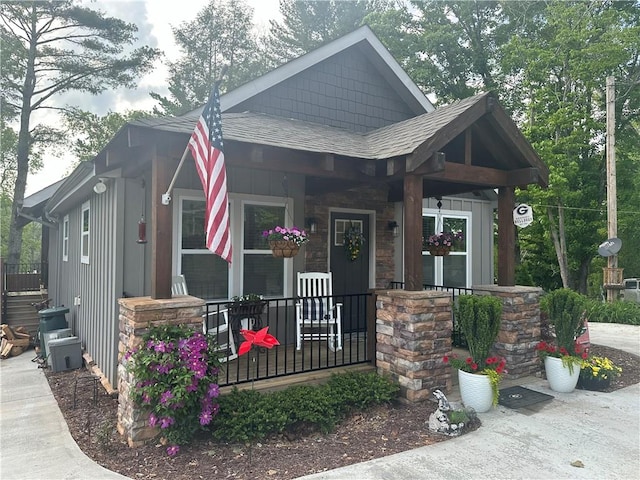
48;179;125;388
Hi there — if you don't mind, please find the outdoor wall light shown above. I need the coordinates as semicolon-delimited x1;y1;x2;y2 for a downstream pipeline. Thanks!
306;218;317;234
93;178;107;195
388;221;399;237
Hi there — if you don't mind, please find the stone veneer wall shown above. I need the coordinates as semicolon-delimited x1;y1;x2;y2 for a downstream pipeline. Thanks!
376;289;453;403
304;185;395;287
117;296;205;447
472;285;543;378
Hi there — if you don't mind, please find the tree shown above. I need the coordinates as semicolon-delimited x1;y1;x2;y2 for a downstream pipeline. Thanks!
150;0;263;116
501;0;640;292
0;0;160;265
390;0;511;103
264;0;394;66
62;108;150;163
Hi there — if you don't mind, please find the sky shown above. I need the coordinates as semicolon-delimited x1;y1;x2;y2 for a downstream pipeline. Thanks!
25;0;280;196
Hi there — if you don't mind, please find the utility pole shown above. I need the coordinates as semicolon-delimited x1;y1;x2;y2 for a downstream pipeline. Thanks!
605;76;620;302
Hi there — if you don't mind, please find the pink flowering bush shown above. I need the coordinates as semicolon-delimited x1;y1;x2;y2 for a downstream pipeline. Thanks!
125;324;222;456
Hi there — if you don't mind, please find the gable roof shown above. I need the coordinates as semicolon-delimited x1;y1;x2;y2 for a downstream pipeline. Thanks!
131;92;544;175
218;25;434;116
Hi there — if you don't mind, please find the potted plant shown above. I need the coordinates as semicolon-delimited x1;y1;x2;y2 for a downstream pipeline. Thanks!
262;226;308;258
578;355;622;391
537;288;587;393
447;294;504;412
423;230;463;256
227;294;267;319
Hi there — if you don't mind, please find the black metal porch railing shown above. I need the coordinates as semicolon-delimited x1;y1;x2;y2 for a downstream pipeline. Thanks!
205;292;372;387
389;281;474;348
2;262;48;292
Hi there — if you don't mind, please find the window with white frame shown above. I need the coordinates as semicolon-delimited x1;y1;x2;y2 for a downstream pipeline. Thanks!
241;201;287;297
176;193;290;300
81;202;90;264
62;215;69;262
422;211;470;287
178;197;229;299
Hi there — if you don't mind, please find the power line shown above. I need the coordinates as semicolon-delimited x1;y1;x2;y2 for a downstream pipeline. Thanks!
532;204;640;215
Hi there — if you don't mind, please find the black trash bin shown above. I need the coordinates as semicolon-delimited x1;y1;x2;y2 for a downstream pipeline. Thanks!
38;306;69;358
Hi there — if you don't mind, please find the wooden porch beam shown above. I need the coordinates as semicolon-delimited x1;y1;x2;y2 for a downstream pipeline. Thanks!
403;174;423;291
151;152;172;299
425;163;539;188
497;186;516;286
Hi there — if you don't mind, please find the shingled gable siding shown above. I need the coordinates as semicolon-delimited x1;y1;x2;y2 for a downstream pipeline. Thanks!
304;185;395;288
230;49;417;133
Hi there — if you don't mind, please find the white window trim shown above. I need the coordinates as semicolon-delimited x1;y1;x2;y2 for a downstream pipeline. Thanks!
422;208;472;287
80;201;90;264
172;189;295;300
62;215;69;262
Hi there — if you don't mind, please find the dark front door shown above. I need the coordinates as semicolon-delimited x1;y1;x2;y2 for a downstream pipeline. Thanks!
330;212;370;333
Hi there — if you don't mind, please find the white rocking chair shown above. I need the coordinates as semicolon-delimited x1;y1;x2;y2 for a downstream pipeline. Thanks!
295;272;343;351
171;275;237;361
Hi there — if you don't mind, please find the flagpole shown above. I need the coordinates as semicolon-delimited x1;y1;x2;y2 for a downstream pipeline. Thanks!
161;66;228;206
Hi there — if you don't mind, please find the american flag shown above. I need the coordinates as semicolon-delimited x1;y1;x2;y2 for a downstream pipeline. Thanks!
188;85;232;263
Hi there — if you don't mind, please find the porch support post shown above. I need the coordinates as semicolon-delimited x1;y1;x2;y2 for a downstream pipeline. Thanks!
376;289;452;403
497;186;516;286
151;153;172;299
472;285;543;378
117;296;205;447
403;174;423;291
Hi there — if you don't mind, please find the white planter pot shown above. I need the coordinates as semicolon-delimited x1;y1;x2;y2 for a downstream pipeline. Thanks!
544;356;580;393
458;369;494;413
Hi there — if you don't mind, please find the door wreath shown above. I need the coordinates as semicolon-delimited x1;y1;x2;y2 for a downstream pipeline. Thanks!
344;226;365;261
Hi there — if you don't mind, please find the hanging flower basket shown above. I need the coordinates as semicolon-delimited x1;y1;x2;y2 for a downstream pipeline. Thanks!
424;231;463;256
263;226;308;258
269;240;300;258
428;245;451;256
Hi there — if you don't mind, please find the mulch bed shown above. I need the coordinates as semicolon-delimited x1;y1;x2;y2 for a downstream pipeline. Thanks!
44;344;639;480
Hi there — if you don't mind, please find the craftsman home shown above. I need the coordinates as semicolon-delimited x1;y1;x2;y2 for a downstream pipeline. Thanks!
40;26;547;390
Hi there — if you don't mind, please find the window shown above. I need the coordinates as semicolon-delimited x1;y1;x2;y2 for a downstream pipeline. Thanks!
178;197;229;299
422;210;470;287
80;202;90;264
334;219;363;246
242;202;287;297
175;192;291;300
62;215;69;262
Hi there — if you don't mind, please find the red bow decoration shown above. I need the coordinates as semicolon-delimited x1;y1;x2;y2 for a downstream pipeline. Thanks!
238;327;280;356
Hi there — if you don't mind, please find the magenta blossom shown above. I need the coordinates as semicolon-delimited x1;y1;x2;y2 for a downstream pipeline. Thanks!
166;445;180;456
199;410;213;426
160;416;175;429
148;413;158;427
160;390;173;405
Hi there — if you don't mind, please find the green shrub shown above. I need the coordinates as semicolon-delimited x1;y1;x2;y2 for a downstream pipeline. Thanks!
325;371;399;410
585;299;640;325
454;294;502;368
541;289;586;352
210;371;399;443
